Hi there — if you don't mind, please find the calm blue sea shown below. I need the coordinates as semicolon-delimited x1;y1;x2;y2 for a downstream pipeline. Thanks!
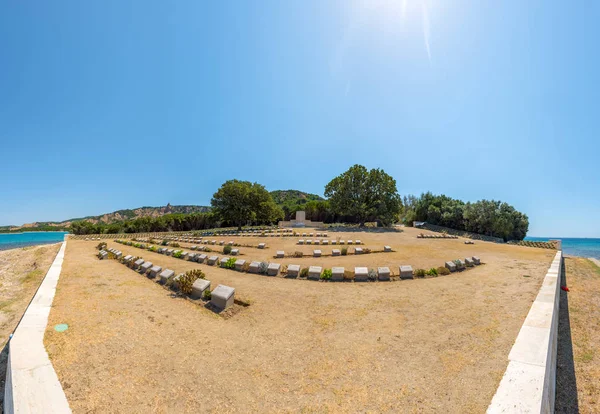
0;232;68;251
526;237;600;259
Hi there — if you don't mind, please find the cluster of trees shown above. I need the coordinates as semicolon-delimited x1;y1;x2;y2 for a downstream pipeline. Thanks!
70;212;219;234
401;192;529;241
210;180;283;229
0;224;69;233
324;165;401;226
69;164;529;241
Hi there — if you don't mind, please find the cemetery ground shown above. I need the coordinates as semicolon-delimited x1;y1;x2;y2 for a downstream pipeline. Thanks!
0;243;62;411
45;227;555;413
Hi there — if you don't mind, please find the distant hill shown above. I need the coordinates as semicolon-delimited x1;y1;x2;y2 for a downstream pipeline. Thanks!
3;190;324;232
6;204;211;231
270;190;325;205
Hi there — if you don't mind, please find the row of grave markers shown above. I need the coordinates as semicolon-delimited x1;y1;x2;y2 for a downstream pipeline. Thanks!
115;239;481;282
105;248;236;310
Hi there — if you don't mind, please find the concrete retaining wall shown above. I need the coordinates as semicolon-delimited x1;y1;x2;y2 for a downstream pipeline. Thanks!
487;250;563;413
3;241;71;414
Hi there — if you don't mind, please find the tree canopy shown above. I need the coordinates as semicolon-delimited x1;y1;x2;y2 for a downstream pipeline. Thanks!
211;180;283;229
324;165;401;226
401;192;529;241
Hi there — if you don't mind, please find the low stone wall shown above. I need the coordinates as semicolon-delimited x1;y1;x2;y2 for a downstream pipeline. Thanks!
416;223;505;243
487;250;563;413
3;241;71;414
507;240;558;249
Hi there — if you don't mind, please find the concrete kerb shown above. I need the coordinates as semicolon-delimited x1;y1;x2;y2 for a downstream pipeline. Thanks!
3;241;72;414
487;250;563;414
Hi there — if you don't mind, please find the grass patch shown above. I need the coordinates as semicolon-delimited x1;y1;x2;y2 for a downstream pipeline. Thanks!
21;269;44;284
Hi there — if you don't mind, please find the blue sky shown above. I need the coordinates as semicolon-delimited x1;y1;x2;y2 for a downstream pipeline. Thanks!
1;1;599;237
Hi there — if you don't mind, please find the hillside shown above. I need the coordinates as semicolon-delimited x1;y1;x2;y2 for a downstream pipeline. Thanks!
5;204;211;232
270;190;324;205
3;191;322;232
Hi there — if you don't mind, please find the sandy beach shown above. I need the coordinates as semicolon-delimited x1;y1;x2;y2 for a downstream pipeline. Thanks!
0;243;62;411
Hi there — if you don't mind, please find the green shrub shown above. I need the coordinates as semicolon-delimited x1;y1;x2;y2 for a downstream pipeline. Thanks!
96;242;107;250
426;268;438;277
173;250;183;259
203;289;212;300
186;269;206;280
223;257;236;269
223;245;232;254
170;242;180;248
259;262;269;274
341;247;348;256
321;268;332;280
149;246;158;252
414;269;426;278
437;266;451;276
176;270;203;295
161;240;169;246
299;267;309;278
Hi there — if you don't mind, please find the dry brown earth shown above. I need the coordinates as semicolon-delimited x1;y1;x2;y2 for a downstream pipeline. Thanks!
45;228;553;413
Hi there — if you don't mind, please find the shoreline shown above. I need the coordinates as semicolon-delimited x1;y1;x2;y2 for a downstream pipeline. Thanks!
590;258;600;267
0;241;64;252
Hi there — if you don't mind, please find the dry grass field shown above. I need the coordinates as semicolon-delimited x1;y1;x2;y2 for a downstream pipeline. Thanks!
558;257;600;413
0;243;61;411
45;227;554;413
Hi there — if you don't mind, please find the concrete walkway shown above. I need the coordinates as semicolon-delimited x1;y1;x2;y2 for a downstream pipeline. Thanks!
3;241;71;414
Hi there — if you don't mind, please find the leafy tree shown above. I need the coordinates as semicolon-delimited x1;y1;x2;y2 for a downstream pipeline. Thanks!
409;192;529;241
324;164;401;226
211;180;283;229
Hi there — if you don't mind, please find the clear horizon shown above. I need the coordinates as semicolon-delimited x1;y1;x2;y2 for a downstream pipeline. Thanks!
1;1;599;237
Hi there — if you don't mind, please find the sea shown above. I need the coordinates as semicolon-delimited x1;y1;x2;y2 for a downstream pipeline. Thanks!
0;232;68;251
525;237;600;259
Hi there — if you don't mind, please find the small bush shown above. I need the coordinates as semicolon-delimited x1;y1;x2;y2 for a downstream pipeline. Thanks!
203;289;212;300
414;268;426;278
368;268;377;281
321;268;332;280
363;248;372;254
299;267;309;278
222;257;236;269
149;246;158;252
259;261;269;274
426;268;438;277
173;250;183;259
96;242;107;250
161;240;169;246
177;270;203;295
341;247;348;256
437;266;451;276
293;251;304;258
204;247;212;252
281;264;288;274
171;242;180;248
223;245;232;255
242;262;251;272
186;269;206;280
